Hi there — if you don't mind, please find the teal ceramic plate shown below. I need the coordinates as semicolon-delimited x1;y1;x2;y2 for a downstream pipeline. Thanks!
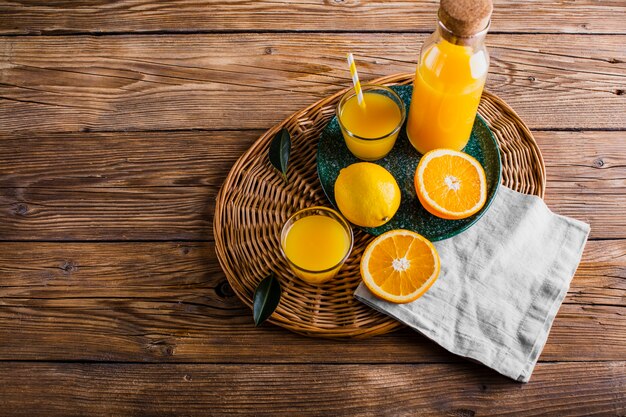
317;85;501;241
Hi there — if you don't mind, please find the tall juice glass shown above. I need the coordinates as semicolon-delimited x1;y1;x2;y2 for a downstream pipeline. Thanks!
337;85;406;161
280;207;353;285
407;0;491;154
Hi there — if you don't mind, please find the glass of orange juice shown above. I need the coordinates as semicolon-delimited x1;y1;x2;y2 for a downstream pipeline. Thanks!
337;85;406;161
280;206;353;285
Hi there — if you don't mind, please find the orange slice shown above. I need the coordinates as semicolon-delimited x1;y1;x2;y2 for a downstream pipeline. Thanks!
414;149;487;220
360;230;440;304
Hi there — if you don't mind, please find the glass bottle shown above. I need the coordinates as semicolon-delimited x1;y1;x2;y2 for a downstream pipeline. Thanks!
406;0;492;154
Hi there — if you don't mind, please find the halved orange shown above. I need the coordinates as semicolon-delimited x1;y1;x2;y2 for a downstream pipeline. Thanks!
414;149;487;220
360;230;440;304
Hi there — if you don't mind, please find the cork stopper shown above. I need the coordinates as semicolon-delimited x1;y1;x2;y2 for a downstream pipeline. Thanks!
438;0;492;37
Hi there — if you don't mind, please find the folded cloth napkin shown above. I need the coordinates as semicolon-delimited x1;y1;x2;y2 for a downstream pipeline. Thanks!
354;186;590;382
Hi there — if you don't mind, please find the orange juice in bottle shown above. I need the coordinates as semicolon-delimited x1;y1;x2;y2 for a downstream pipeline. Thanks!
407;0;492;154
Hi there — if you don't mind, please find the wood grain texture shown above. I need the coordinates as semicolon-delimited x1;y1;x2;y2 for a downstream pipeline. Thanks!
0;187;214;241
1;0;624;414
1;34;624;133
1;0;625;35
0;131;623;240
0;241;623;362
537;131;626;239
0;130;258;188
0;362;624;417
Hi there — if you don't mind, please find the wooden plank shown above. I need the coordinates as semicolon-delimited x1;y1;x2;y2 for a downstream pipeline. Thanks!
0;130;259;188
567;240;626;307
1;130;623;191
537;131;626;239
0;362;624;416
1;34;624;133
0;0;624;35
0;130;623;240
0;186;214;241
0;241;623;362
0;240;622;308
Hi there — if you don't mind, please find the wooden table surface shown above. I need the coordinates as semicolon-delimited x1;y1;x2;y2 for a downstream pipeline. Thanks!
1;1;625;415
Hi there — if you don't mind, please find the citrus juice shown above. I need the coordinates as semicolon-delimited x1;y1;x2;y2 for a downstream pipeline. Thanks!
339;90;403;161
282;214;351;284
407;38;488;153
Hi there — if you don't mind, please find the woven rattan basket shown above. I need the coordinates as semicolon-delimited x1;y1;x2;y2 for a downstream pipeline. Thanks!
214;73;546;338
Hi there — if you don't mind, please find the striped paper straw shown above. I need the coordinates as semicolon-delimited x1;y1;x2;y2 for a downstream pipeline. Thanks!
346;53;365;108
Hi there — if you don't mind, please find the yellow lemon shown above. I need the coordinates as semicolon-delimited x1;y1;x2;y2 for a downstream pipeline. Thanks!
334;162;401;228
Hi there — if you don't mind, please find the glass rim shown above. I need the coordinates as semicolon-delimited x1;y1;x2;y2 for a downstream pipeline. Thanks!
279;206;354;275
336;84;407;142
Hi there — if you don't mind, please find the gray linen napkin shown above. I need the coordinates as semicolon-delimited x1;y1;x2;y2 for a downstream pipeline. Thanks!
354;186;590;382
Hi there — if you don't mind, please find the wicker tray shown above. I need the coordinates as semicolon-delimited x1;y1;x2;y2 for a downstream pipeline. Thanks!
214;73;546;338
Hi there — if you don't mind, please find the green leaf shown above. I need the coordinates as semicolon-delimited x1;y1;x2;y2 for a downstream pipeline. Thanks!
268;128;291;183
253;274;282;326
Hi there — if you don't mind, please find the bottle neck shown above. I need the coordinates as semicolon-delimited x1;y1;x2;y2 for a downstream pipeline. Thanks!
437;19;489;47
